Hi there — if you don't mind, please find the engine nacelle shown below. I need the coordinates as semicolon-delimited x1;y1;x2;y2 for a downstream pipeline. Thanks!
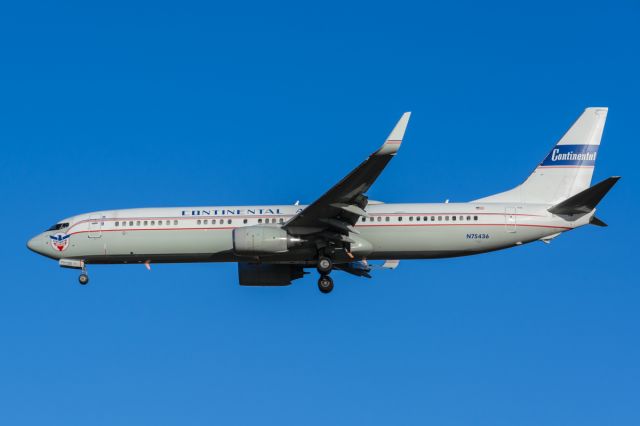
238;263;305;286
232;226;299;255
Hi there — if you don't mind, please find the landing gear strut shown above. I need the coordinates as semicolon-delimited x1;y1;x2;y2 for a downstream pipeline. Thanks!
318;275;334;294
78;263;89;285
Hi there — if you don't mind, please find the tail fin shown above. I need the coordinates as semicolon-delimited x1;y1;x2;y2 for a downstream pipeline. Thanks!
475;107;608;204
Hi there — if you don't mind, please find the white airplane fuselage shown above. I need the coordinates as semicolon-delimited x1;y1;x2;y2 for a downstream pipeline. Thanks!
26;108;617;292
27;202;589;264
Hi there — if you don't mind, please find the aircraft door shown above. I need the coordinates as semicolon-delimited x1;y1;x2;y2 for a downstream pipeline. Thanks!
88;215;103;238
505;207;517;233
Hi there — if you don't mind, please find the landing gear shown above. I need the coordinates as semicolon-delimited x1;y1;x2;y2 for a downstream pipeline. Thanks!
316;255;334;293
318;275;334;294
317;256;333;275
78;262;89;285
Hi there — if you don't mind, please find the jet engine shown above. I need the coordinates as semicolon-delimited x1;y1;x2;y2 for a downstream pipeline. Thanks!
232;226;301;255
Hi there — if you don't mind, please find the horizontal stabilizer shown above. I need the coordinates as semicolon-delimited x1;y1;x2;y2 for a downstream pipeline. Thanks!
548;176;620;215
381;259;400;269
590;216;608;227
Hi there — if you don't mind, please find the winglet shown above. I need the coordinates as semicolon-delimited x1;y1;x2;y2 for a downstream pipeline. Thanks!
375;112;411;156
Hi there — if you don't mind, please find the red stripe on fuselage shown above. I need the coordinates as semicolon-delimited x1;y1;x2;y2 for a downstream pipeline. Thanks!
67;223;571;236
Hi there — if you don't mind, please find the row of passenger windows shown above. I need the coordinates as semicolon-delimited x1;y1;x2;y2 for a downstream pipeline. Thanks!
115;220;179;227
110;215;479;228
113;218;284;227
196;218;283;225
361;215;479;222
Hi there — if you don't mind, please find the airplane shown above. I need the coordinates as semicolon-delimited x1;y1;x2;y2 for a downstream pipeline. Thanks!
27;108;619;294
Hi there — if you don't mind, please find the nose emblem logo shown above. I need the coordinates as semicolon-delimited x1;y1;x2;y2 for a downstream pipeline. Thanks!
49;233;70;252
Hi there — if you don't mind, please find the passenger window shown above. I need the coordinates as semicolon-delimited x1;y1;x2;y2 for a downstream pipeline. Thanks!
174;220;178;225
144;221;148;226
115;221;119;227
228;219;232;224
362;217;366;222
398;217;403;222
445;216;449;221
243;219;248;224
258;219;262;224
431;216;435;221
136;221;141;226
452;216;456;221
279;218;284;224
409;216;413;221
203;220;207;225
416;216;420;221
151;221;155;226
466;216;471;221
385;216;390;222
437;216;442;221
196;220;201;225
377;216;382;222
474;216;478;221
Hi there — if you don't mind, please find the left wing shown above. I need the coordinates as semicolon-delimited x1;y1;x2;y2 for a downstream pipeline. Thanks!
284;112;411;237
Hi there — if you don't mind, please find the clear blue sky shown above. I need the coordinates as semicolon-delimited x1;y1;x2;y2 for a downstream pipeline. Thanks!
1;1;638;425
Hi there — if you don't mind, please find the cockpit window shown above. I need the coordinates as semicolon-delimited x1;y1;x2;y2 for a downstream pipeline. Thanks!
47;222;69;231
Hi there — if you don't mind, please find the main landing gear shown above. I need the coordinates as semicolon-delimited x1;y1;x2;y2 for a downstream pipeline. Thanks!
318;275;334;294
317;256;334;294
317;256;333;275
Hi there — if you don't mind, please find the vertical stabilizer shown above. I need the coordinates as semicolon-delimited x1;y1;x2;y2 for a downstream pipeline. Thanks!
475;107;608;204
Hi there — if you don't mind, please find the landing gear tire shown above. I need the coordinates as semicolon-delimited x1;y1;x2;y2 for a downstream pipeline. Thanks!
318;275;334;294
317;256;333;275
78;274;89;285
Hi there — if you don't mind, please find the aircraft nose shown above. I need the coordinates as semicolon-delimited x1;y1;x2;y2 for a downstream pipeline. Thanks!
27;235;44;254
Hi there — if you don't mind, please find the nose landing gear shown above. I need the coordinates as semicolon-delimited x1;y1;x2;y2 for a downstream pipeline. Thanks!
78;263;89;285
